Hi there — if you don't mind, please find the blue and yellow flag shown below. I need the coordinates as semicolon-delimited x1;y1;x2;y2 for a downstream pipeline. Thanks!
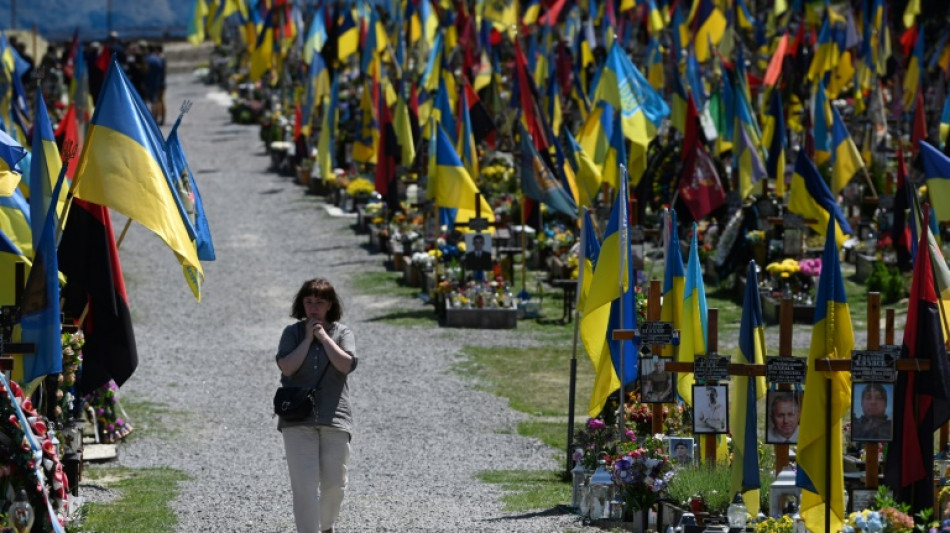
0;186;32;259
603;103;627;192
519;124;576;218
28;91;65;237
335;7;359;63
0;128;26;196
593;42;669;165
187;0;209;46
426;120;492;231
302;3;327;64
730;260;767;515
788;152;853;247
249;9;274;82
583;165;630;319
166;116;215;262
796;216;853;533
920;141;950;222
690;0;727;62
18;168;66;388
563;128;601;209
73;58;204;301
660;209;685;358
577;208;620;416
830;104;865;195
677;223;708;405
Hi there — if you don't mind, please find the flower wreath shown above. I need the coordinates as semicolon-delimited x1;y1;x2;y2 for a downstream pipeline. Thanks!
0;376;69;531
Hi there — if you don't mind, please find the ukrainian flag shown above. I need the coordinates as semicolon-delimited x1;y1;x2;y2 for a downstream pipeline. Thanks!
317;76;339;184
581;172;635;415
730;260;767;515
28;91;65;233
677;223;707;405
660;209;685;358
830;105;865;195
187;0;209;46
73;58;203;300
762;89;787;198
920;141;950;222
593;42;669;160
249;9;274;82
788;152;852;247
426;120;492;231
796;216;853;533
18;167;66;388
0;187;32;259
602;103;627;192
578;214;620;417
563;128;601;209
690;0;727;62
335;7;359;63
0;127;26;196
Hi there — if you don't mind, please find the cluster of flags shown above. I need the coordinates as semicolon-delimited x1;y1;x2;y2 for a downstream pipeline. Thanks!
1;44;215;397
184;0;950;527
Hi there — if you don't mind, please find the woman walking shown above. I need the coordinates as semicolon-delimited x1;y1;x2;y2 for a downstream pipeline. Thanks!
276;279;357;533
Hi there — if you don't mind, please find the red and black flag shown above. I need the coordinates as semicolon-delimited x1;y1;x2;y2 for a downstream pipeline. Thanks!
374;80;399;211
883;206;950;515
57;199;138;394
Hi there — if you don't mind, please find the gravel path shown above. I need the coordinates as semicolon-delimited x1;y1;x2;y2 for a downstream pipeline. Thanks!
93;72;601;533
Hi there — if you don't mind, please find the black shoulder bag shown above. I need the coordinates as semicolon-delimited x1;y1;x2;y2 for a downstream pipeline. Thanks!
273;362;330;421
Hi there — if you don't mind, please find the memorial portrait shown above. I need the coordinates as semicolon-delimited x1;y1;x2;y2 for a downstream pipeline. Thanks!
765;390;802;444
851;382;893;442
667;437;694;466
463;233;493;271
640;357;675;404
693;384;728;434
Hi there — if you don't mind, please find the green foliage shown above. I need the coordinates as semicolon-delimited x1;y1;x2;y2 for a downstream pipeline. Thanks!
475;470;571;512
866;263;906;304
665;463;734;515
73;466;188;533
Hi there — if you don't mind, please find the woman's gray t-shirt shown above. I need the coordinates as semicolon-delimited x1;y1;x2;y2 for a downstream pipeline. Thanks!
275;321;357;433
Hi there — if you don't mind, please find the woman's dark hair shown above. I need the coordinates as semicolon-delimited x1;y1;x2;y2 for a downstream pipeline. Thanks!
290;278;342;323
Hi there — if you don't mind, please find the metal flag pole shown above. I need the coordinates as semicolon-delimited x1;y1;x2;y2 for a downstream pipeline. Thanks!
618;165;629;442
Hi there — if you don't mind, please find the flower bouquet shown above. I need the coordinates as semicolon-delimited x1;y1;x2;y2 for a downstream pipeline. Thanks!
844;508;914;533
610;435;676;515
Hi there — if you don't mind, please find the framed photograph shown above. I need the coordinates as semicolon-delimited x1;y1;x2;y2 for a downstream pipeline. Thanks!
463;232;493;271
692;384;729;434
640;357;675;404
667;437;694;466
850;382;894;442
765;389;802;444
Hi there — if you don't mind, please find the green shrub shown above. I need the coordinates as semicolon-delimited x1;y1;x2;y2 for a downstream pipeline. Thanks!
866;263;905;304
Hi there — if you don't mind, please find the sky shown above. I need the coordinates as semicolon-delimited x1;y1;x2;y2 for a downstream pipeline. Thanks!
0;0;192;42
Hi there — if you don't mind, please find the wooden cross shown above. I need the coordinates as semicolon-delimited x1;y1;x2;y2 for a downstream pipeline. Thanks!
452;192;495;234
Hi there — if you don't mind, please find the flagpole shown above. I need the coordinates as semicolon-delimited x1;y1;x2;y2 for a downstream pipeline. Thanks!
520;194;527;295
825;377;832;533
618;166;628;443
566;207;588;474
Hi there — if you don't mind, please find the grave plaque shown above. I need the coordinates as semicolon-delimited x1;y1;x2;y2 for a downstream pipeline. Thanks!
694;353;731;383
783;213;806;229
851;346;899;383
638;322;675;346
766;356;807;384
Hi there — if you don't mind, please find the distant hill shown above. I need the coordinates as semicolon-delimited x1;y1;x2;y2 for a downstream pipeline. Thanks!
0;0;192;42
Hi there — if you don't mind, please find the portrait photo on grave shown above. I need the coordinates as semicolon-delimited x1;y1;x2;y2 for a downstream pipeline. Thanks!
850;382;893;442
640;357;675;404
667;437;694;465
463;232;493;272
765;389;801;444
693;384;729;434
